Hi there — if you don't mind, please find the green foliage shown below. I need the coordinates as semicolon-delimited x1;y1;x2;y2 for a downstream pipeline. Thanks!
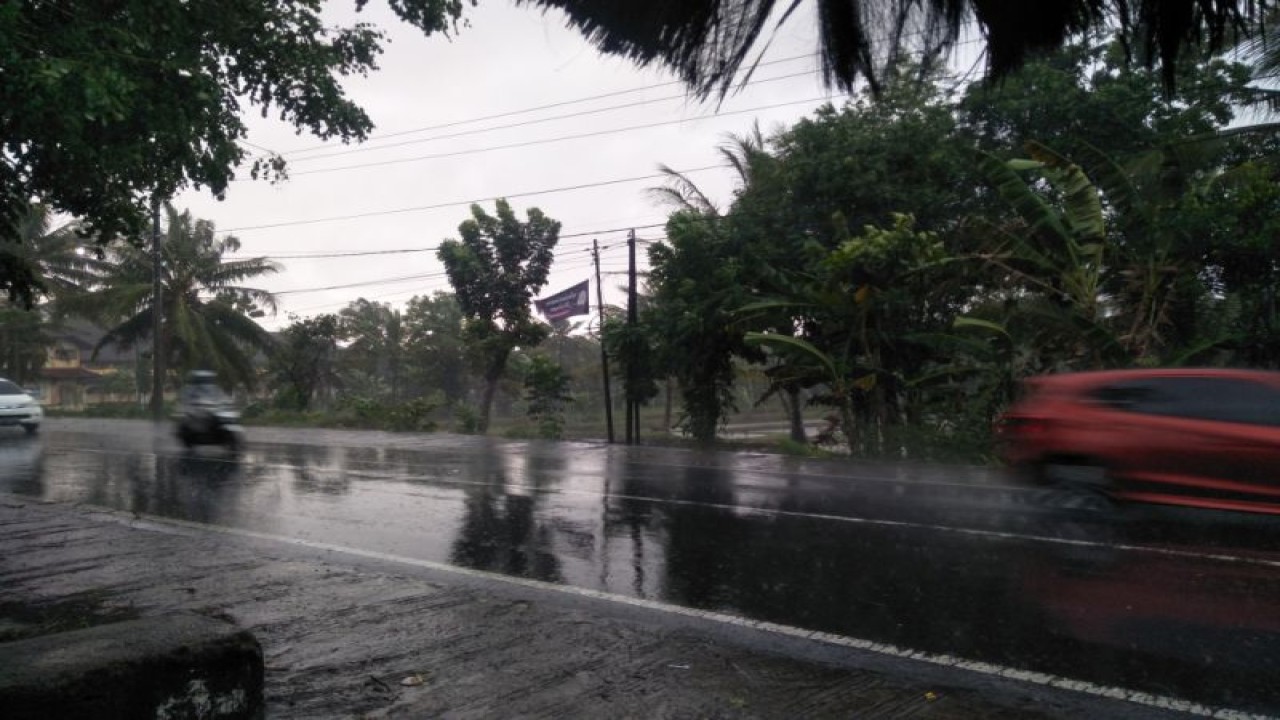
631;33;1280;458
452;404;483;435
646;212;758;443
601;315;661;406
47;402;155;420
521;354;573;439
90;205;278;392
437;200;561;433
0;204;101;310
403;292;470;405
743;214;946;455
0;0;469;302
338;299;405;401
383;396;442;432
0;303;50;385
270;314;341;411
958;37;1257;163
95;369;139;399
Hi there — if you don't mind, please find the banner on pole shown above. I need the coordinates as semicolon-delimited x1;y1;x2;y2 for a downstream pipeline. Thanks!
535;280;590;323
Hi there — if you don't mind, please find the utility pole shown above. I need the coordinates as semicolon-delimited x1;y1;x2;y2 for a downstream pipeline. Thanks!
593;239;614;443
149;198;165;421
626;229;639;444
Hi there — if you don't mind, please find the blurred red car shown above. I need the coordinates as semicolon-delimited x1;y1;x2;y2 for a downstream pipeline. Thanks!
995;368;1280;515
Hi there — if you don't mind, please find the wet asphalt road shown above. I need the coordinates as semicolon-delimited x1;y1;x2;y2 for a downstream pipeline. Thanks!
3;418;1280;714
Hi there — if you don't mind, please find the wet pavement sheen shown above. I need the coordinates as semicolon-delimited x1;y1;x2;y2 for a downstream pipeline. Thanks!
3;420;1280;713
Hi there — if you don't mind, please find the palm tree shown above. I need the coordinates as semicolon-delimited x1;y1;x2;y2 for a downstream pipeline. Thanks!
0;204;103;383
0;204;100;310
94;205;279;391
518;1;1263;98
649;122;771;215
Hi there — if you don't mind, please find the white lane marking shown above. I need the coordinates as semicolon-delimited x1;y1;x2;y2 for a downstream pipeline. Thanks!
8;493;1272;720
37;446;1280;570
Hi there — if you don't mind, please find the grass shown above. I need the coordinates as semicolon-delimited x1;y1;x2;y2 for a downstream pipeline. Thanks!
50;402;994;464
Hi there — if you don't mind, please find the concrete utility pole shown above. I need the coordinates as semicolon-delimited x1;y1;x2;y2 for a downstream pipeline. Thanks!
149;198;165;421
593;239;614;443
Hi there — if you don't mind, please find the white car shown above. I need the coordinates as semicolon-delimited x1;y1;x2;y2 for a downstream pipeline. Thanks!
0;378;42;435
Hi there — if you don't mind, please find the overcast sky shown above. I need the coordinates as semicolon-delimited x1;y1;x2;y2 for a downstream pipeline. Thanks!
173;1;842;329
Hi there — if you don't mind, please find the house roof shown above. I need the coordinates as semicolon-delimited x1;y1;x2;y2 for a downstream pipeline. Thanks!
50;317;135;365
40;366;103;381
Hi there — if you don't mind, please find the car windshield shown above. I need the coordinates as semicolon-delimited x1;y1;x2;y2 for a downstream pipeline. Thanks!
0;380;24;395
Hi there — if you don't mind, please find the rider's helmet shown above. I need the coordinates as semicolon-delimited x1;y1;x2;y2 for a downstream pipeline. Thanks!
186;370;218;386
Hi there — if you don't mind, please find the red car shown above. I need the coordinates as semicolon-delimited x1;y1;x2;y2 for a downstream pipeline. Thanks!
996;368;1280;515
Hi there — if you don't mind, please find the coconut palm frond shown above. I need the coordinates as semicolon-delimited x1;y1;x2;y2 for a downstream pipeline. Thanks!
516;1;1260;98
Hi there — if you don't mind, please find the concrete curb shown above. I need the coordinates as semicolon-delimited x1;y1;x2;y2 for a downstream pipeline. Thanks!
0;612;263;720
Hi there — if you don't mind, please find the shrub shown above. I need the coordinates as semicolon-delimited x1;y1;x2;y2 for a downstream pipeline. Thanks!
453;404;482;434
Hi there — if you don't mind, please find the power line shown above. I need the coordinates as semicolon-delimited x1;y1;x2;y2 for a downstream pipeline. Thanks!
286;71;819;164
274;271;448;296
271;235;633;295
229;223;652;259
287;286;431;314
281;96;832;178
220;164;712;233
275;54;820;158
271;29;989;161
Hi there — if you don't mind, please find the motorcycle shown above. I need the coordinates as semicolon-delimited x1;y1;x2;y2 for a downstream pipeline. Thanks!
175;398;245;452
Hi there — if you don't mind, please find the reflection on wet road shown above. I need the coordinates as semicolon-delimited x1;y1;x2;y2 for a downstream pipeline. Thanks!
4;419;1280;714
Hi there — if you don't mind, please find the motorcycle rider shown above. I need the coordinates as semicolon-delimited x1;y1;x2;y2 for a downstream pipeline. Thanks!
177;370;242;449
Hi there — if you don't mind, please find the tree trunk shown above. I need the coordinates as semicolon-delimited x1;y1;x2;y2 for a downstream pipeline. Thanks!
477;350;510;434
840;398;858;458
663;377;674;431
784;386;806;443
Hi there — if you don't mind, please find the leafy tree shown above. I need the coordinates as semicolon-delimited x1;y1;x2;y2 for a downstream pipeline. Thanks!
1191;161;1280;365
93;205;279;391
0;204;101;386
743;73;976;245
522;354;573;439
403;292;471;406
437;200;560;433
650;123;770;217
0;303;49;386
338;298;405;401
649;72;972;443
270;314;342;411
520;0;1261;98
601;309;662;423
646;212;760;443
957;37;1257;164
744;214;947;454
1;0;469;302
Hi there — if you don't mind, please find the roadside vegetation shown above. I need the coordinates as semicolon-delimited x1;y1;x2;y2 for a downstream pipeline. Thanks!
8;30;1280;463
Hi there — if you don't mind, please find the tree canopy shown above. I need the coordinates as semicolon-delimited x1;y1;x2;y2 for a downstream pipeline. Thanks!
438;199;561;433
628;30;1280;456
0;0;468;304
92;205;279;390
